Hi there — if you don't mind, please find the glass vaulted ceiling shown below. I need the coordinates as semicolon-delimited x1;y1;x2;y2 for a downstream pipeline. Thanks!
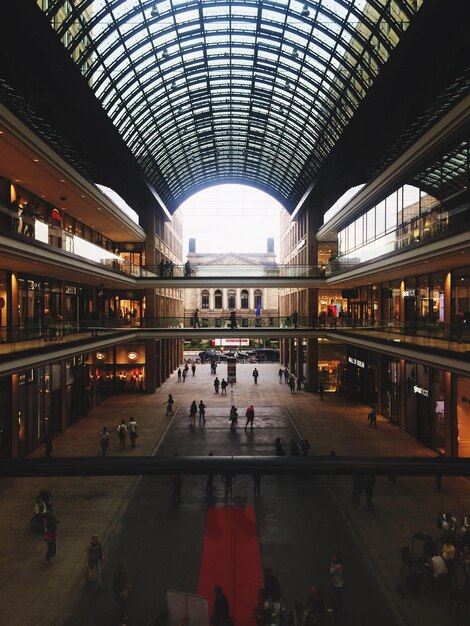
42;0;423;213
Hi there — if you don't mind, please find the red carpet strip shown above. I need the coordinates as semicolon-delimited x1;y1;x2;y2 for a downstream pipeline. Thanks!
198;507;263;626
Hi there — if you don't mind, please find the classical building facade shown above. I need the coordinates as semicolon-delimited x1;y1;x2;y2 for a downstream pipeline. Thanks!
184;238;279;328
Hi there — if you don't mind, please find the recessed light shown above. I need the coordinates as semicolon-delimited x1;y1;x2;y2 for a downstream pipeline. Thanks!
33;158;39;163
60;179;65;182
80;195;85;198
41;195;46;198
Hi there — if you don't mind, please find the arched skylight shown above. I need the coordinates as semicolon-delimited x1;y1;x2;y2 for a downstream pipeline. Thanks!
42;0;423;213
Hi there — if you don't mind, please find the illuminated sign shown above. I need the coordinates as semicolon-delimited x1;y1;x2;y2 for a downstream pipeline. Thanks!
96;352;106;361
413;385;429;397
128;352;138;361
348;357;365;368
403;289;417;297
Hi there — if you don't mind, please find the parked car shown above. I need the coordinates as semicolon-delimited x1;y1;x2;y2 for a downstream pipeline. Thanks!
253;348;280;362
198;350;222;363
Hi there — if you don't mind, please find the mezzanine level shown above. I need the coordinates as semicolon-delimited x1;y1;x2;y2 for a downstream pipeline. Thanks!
0;317;468;378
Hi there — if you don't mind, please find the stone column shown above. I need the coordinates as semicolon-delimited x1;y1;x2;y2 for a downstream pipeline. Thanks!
210;288;215;310
304;338;319;392
289;338;295;373
296;336;303;380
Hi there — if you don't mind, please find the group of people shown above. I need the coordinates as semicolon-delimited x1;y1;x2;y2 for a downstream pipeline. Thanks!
158;258;175;278
399;509;470;597
213;376;228;393
177;361;197;382
253;562;344;625
278;367;303;393
99;417;138;455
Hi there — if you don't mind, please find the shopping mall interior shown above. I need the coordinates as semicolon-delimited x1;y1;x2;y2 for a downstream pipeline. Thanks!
0;1;469;625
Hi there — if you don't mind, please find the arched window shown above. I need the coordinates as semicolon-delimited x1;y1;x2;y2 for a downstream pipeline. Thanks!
228;289;236;309
201;290;209;309
254;289;262;309
214;289;222;309
241;289;249;309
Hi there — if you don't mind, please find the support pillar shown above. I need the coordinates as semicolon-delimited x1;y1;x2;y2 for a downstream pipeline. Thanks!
296;336;303;380
289;338;295;373
304;338;319;392
145;340;157;394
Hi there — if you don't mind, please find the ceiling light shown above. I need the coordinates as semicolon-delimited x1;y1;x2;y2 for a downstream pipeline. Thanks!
150;2;159;17
292;46;300;59
301;3;310;17
33;158;39;163
161;47;169;60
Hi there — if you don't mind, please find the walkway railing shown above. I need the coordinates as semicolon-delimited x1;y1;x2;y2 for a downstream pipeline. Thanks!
0;318;467;361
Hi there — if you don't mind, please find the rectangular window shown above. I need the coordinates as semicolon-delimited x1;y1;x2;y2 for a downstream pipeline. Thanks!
376;200;386;237
366;208;375;242
385;192;397;233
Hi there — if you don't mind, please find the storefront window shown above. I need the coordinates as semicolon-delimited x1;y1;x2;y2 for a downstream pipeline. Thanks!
457;377;470;457
416;274;429;332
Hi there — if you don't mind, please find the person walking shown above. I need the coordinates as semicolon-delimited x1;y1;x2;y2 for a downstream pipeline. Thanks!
193;308;201;328
168;260;174;277
283;367;289;383
367;407;377;428
113;560;132;623
44;512;58;565
319;381;324;400
191;362;196;376
330;553;344;618
117;420;127;450
292;309;299;329
87;534;104;589
198;400;206;426
351;475;364;510
159;259;165;278
278;368;283;383
212;585;230;626
189;401;197;427
296;376;302;393
289;374;296;393
363;474;376;512
165;394;174;416
100;426;110;456
184;259;192;277
221;378;228;394
229;311;238;329
245;405;255;431
177;368;182;382
214;377;220;394
128;417;138;447
229;405;238;431
252;367;259;384
222;472;236;503
182;368;187;382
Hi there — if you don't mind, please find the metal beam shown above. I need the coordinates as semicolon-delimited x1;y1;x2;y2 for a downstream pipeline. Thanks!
2;456;470;478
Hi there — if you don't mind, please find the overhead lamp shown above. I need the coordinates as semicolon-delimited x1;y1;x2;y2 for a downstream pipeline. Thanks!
161;46;169;60
171;80;176;90
301;3;310;17
292;46;300;59
150;2;159;17
285;79;291;89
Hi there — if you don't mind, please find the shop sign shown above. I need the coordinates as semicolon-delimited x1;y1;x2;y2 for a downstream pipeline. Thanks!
403;289;418;298
96;352;106;361
128;352;138;361
413;385;429;397
348;356;365;368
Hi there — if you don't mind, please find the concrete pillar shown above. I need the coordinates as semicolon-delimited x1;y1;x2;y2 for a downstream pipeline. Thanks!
145;339;157;394
11;374;19;458
296;336;303;380
304;338;319;391
210;288;215;310
223;289;228;310
249;288;254;310
289;338;295;373
156;340;162;388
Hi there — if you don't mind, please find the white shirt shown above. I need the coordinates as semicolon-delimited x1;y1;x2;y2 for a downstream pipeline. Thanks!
431;555;448;578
